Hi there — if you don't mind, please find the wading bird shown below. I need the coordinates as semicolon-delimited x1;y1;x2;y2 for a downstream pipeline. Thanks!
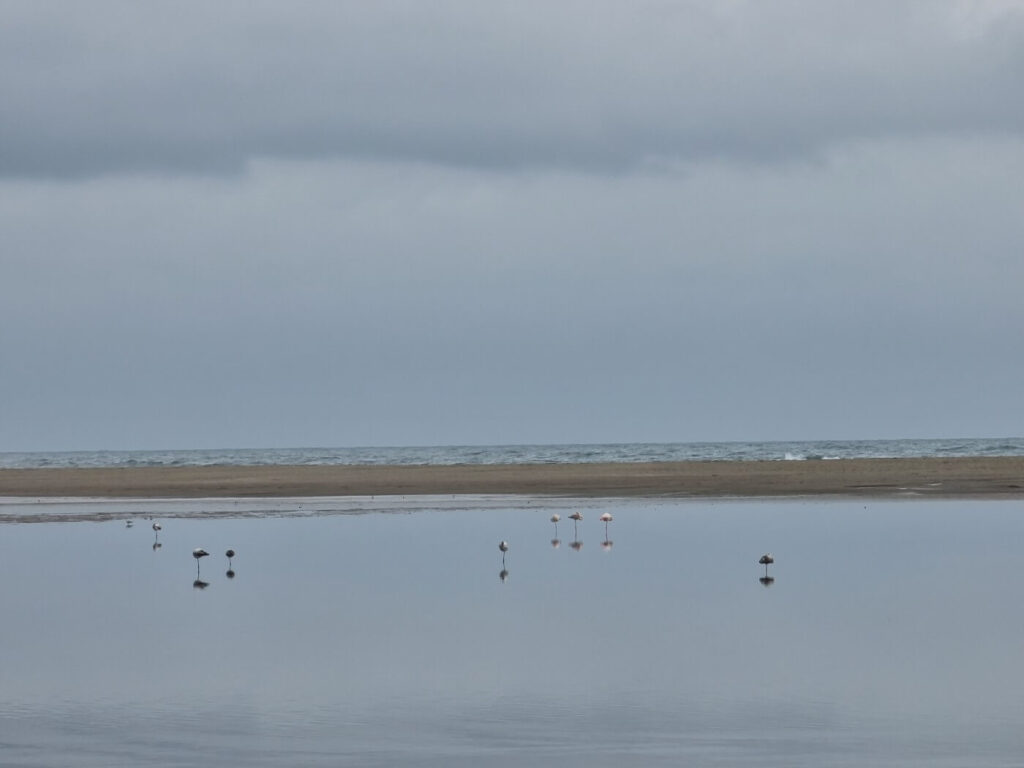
759;553;775;578
193;548;209;577
569;510;583;538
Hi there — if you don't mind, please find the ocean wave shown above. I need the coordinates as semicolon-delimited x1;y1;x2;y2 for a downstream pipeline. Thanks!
2;438;1023;470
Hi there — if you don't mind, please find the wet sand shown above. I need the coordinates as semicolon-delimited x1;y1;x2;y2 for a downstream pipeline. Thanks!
1;457;1022;499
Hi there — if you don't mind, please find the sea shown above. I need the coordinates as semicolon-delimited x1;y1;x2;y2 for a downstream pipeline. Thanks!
4;440;1024;767
3;436;1024;469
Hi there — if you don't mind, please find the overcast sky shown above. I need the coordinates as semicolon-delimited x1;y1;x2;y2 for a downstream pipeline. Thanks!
2;0;1023;451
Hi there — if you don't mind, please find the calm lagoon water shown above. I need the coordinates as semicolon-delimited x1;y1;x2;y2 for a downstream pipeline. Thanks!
2;498;1024;767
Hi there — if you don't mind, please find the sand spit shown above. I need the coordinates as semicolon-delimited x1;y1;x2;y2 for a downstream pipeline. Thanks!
1;457;1022;500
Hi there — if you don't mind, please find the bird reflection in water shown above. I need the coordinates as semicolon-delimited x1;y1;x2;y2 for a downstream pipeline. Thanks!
551;538;561;549
499;569;509;583
193;579;210;590
152;541;162;551
759;575;775;587
601;539;613;551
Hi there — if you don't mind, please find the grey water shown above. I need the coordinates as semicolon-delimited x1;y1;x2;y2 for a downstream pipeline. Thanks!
3;436;1024;469
2;498;1024;766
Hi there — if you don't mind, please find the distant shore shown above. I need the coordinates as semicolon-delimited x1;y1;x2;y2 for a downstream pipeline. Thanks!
1;456;1023;499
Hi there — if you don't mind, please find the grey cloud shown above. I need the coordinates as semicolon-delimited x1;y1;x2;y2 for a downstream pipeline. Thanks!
3;136;1023;449
2;0;1024;178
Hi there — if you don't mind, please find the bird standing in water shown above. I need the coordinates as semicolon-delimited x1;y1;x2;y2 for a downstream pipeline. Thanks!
225;549;236;578
193;548;209;577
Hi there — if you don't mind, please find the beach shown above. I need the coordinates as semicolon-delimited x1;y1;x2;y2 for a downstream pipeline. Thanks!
1;456;1022;499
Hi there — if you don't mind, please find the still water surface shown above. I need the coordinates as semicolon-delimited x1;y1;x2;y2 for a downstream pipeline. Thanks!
1;499;1023;766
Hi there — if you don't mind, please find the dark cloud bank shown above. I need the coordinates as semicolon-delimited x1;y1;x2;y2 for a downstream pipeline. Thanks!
2;0;1023;179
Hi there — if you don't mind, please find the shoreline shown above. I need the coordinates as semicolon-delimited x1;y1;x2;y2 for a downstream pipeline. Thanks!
1;456;1023;500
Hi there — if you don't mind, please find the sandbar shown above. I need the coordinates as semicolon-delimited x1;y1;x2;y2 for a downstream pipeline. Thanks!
1;457;1023;499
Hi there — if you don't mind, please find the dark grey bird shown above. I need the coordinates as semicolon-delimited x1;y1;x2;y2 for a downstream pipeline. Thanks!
499;541;509;567
759;553;775;578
